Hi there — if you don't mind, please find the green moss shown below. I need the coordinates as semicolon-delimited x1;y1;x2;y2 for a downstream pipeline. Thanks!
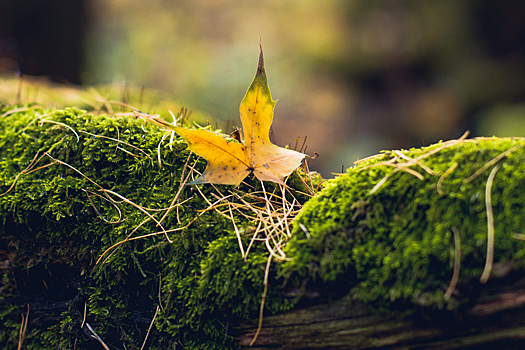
5;101;525;349
0;105;307;349
282;137;525;314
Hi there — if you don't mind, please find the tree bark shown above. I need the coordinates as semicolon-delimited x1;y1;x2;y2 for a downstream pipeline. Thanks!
236;276;525;349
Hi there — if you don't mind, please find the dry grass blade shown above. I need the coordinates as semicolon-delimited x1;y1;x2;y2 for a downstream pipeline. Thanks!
361;133;509;196
102;189;171;243
140;306;160;350
393;150;438;176
228;204;246;258
513;233;525;241
445;227;461;300
261;182;286;260
1;151;45;197
245;218;264;259
159;153;197;225
80;130;154;166
158;273;165;312
249;254;272;347
300;159;316;195
437;162;458;197
104;99;141;113
81;302;87;329
1;107;31;118
43;148;199;266
17;305;29;350
157;131;172;168
298;223;311;240
369;167;402;195
45;153;103;189
39;119;80;142
464;143;522;183
84;323;110;350
480;163;501;284
189;168;302;271
264;235;286;261
21;114;80;142
95;218;197;266
82;189;124;224
366;146;460;195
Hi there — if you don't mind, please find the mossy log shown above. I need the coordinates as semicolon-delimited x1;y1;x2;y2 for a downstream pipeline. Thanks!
2;105;525;349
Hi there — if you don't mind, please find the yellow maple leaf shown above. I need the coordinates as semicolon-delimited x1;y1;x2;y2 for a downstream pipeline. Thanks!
150;46;305;186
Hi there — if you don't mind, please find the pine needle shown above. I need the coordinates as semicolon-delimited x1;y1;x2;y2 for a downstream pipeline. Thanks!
480;164;501;284
140;306;160;350
445;227;461;299
249;254;272;346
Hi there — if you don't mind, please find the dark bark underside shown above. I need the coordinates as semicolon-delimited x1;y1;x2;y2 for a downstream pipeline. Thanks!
236;276;525;349
3;261;525;349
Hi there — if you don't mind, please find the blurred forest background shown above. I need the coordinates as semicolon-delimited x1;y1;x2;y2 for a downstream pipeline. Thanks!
1;0;525;177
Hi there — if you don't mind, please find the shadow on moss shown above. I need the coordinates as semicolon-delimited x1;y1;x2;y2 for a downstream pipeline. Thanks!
0;105;313;349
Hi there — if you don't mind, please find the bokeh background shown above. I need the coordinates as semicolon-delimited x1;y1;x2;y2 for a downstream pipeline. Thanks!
2;0;525;178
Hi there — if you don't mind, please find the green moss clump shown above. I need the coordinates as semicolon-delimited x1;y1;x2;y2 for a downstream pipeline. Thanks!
7;102;525;348
282;137;525;314
0;105;307;349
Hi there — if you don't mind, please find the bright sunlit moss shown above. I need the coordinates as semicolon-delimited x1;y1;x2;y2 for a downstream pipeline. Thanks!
282;136;525;315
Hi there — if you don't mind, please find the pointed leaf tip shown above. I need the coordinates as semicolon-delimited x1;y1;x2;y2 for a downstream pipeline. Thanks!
147;46;305;186
257;45;265;74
